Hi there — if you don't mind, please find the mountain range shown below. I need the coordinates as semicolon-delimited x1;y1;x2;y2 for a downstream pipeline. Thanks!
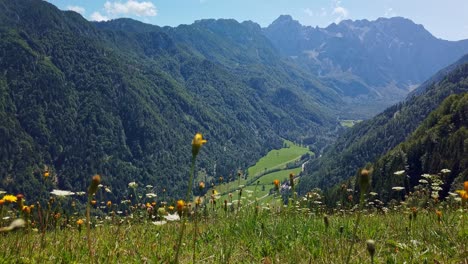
264;15;468;117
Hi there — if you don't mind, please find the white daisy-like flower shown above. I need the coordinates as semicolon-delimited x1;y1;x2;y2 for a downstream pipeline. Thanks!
421;174;432;179
146;193;157;198
163;213;180;221
75;192;86;196
128;182;138;188
152;221;167;226
50;189;75;196
105;187;112;193
392;186;405;191
440;169;451;174
146;185;153;189
394;170;405;176
0;190;6;195
369;192;378;196
419;179;428;184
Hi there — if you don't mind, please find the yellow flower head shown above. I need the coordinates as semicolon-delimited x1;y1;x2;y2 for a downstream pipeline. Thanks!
44;171;50;178
22;206;31;214
107;201;112;207
192;133;207;156
168;205;175;211
457;190;468;201
435;210;442;218
2;195;17;203
176;200;185;212
76;219;84;226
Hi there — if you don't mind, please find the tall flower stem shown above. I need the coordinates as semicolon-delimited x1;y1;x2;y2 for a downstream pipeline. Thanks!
174;155;196;263
345;192;364;264
86;194;93;262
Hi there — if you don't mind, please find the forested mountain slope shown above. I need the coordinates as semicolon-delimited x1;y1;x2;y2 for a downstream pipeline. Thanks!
0;0;340;199
299;56;468;195
370;93;467;201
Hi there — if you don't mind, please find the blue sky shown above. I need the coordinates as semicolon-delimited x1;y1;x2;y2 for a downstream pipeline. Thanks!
46;0;468;41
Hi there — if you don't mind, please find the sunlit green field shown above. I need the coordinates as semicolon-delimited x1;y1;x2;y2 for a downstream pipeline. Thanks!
246;140;311;178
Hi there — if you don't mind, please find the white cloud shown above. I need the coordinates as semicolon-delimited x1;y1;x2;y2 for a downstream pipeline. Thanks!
90;12;109;22
104;0;157;17
304;8;314;17
384;7;396;17
320;8;327;17
67;5;85;15
332;6;348;23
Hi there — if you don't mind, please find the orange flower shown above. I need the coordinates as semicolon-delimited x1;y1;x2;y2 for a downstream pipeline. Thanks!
0;199;4;206
273;179;280;190
44;171;50;178
199;181;205;190
435;210;442;221
91;200;97;206
88;174;101;195
22;206;31;214
464;181;468;193
76;219;84;226
457;190;468;201
107;201;112;207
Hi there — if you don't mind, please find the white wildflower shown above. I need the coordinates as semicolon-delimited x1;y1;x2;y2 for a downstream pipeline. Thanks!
146;193;157;198
394;170;405;176
50;189;75;196
163;213;180;221
392;186;405;191
152;221;167;226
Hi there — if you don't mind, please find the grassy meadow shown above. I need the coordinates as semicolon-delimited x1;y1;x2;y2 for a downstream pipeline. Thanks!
0;138;467;263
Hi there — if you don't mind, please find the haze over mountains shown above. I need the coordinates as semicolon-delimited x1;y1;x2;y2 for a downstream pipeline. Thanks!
0;0;466;201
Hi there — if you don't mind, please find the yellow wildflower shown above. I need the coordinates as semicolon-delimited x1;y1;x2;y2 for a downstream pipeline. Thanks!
2;195;17;203
191;133;207;156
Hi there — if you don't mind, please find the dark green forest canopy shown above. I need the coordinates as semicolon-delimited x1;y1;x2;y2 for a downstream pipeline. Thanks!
0;0;340;200
299;60;468;201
